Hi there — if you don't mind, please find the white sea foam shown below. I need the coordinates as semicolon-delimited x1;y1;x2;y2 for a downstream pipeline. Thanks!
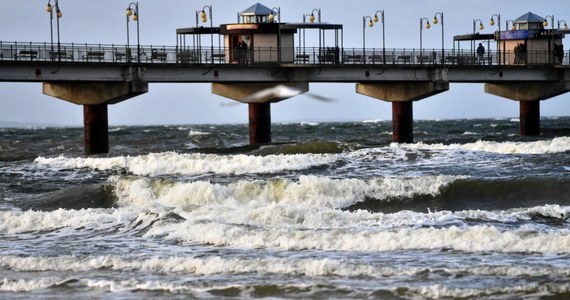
34;152;337;176
188;130;210;136
407;282;570;299
362;119;385;124
401;136;570;154
0;278;69;292
150;222;570;254
110;175;458;209
0;208;140;235
2;255;569;279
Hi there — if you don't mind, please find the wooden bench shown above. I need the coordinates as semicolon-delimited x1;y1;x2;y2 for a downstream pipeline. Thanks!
177;51;199;63
345;55;362;63
369;55;387;64
396;55;411;64
49;51;72;60
83;51;105;61
445;56;458;65
416;55;431;64
114;51;127;61
211;53;225;63
16;50;38;60
295;54;310;63
149;49;167;62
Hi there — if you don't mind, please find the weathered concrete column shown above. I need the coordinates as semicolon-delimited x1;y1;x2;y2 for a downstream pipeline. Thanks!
485;82;570;136
519;100;540;136
249;102;271;144
212;82;309;144
43;80;148;154
392;101;414;143
356;72;449;143
84;104;109;155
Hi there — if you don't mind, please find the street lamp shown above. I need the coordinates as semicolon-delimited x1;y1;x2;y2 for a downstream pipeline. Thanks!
373;10;386;64
268;7;280;23
558;20;568;30
306;8;321;23
45;0;62;61
543;15;554;29
473;19;484;58
363;16;374;59
490;13;501;65
126;2;140;63
196;5;214;63
506;20;515;31
419;17;430;63
432;12;444;63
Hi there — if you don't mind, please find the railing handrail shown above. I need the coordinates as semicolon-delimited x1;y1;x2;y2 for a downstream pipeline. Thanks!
1;41;569;66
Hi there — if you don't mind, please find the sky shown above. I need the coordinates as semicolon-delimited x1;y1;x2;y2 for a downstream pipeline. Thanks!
0;0;568;126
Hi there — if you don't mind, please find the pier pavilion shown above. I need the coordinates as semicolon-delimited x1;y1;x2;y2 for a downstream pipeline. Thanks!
0;4;569;155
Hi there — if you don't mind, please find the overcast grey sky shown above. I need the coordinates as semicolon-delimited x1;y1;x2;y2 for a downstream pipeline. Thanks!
0;0;568;126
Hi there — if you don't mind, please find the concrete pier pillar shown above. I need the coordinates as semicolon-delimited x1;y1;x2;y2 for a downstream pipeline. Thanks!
519;100;540;136
249;102;271;144
356;75;449;143
43;80;148;154
83;104;109;155
485;82;570;136
392;101;414;143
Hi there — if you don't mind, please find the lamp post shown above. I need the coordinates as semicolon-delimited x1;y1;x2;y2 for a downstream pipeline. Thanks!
45;0;62;61
373;10;386;64
306;8;321;23
363;16;373;59
197;5;214;63
126;2;140;63
303;9;322;53
490;13;501;65
419;17;431;63
543;15;554;29
506;20;515;31
473;19;484;59
432;12;444;63
268;7;280;23
269;7;281;62
558;20;568;30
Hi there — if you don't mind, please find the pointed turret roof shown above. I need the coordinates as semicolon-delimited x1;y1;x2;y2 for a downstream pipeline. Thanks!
515;12;545;23
241;3;273;16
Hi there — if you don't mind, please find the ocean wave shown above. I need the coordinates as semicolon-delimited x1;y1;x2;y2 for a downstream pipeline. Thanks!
150;222;570;254
2;255;569;279
401;137;570;154
109;175;459;209
34;152;337;176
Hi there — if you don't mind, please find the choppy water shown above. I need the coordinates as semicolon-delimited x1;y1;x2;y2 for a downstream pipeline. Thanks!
1;117;570;299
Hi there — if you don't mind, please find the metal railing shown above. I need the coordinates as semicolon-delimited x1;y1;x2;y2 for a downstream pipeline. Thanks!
1;41;568;66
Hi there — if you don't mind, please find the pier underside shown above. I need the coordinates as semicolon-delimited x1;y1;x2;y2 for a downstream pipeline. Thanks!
43;81;148;155
356;80;450;143
485;82;570;136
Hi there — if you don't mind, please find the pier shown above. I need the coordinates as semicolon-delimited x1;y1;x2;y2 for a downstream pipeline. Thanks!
1;4;569;154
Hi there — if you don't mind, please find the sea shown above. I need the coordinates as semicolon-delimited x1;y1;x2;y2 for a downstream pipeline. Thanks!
0;117;569;299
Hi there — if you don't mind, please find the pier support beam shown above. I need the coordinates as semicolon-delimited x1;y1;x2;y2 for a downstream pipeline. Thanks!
84;104;109;155
392;101;414;143
519;100;540;136
249;102;271;144
212;82;308;144
356;77;449;143
43;80;148;154
485;82;570;136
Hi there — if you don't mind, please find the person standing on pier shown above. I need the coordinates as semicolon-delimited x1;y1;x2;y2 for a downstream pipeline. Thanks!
477;43;485;65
